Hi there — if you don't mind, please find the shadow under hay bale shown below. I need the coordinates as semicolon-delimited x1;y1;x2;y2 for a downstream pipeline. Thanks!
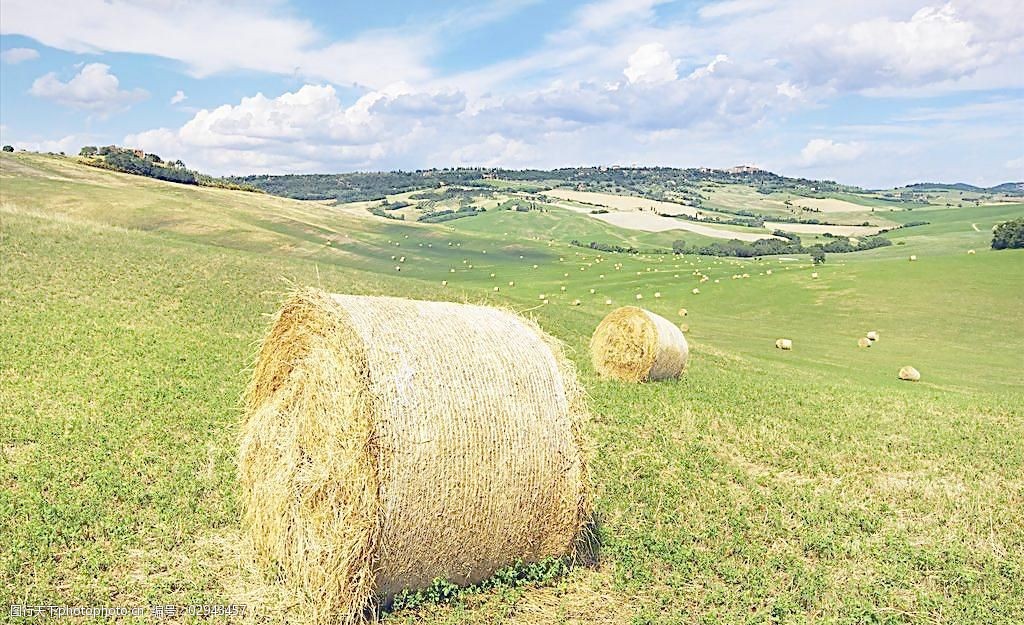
239;288;592;623
589;306;689;382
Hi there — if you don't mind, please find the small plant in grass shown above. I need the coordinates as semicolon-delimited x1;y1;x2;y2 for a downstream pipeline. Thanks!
388;557;568;612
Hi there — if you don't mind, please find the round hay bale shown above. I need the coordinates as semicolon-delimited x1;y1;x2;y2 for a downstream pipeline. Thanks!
909;255;917;261
866;331;879;341
677;308;688;317
898;365;921;381
967;249;976;255
775;338;793;350
858;337;872;348
239;289;591;621
589;306;689;382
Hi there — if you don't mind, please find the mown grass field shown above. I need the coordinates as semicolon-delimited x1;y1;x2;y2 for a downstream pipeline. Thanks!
2;152;1023;624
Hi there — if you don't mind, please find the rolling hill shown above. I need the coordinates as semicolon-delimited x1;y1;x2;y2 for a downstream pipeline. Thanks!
2;151;1023;624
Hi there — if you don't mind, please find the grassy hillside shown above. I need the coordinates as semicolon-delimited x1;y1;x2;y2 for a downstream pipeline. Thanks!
2;152;1023;624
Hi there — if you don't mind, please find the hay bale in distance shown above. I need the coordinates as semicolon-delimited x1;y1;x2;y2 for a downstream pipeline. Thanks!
909;255;917;261
866;331;879;341
775;338;793;350
898;365;921;381
858;337;872;348
239;289;591;621
590;306;689;382
677;308;688;317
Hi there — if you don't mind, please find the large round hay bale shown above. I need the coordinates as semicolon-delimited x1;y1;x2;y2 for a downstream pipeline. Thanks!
775;338;793;350
866;330;879;341
589;306;689;382
898;365;921;381
858;337;872;348
239;289;591;622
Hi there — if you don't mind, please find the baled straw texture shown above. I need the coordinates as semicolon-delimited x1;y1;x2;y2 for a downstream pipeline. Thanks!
898;365;921;381
239;289;591;622
589;306;689;382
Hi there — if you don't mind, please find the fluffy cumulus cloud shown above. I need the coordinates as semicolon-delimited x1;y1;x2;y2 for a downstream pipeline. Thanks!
169;90;187;105
126;84;468;173
623;43;679;84
30;63;147;112
1;47;38;64
792;2;1024;90
130;49;804;175
799;139;867;167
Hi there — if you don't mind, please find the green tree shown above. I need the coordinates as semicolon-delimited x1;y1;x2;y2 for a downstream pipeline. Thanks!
810;247;826;264
79;146;98;156
2;145;13;152
991;218;1024;250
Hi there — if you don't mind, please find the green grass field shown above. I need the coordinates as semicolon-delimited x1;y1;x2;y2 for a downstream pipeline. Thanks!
2;152;1023;624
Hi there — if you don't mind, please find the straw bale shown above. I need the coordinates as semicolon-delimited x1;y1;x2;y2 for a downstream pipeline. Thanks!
239;289;591;622
589;307;689;382
898;365;921;381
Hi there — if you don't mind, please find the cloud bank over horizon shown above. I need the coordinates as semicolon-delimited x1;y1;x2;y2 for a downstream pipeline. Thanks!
1;0;1022;187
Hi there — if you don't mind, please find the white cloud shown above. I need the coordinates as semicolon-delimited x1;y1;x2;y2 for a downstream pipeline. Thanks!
794;2;1022;89
1006;156;1024;172
1;47;38;64
30;63;148;112
685;54;729;80
1;0;431;89
170;90;187;105
126;83;467;174
775;81;802;99
624;43;679;84
698;0;775;20
5;134;81;153
799;139;866;167
576;0;668;32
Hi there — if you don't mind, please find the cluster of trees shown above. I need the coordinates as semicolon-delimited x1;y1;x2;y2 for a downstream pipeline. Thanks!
671;231;892;260
2;145;14;152
991;218;1024;249
816;236;893;253
672;236;805;258
418;206;483;223
367;206;405;220
570;240;641;254
99;149;199;185
79;145;261;192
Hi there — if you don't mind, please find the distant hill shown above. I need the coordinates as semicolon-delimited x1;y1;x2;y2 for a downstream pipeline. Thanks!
226;166;859;203
901;182;1024;195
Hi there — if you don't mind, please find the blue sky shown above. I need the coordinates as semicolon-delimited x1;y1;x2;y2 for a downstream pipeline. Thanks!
1;0;1022;187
